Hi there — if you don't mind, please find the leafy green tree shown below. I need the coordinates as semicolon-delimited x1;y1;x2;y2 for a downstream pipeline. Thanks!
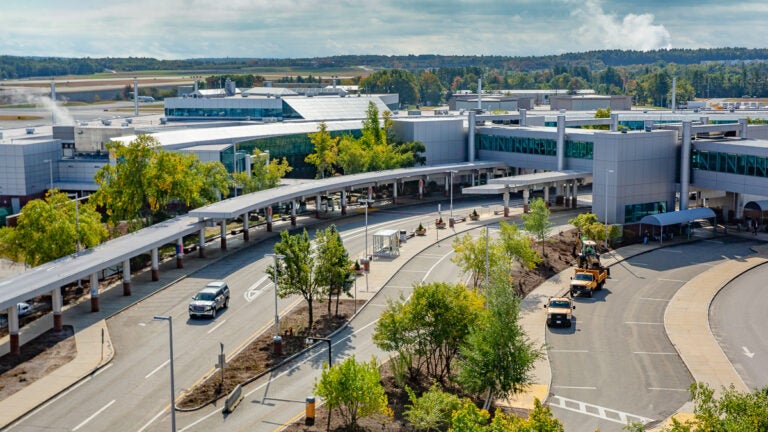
568;213;598;234
497;221;541;275
337;134;368;174
374;282;484;383
314;356;391;430
458;267;543;410
305;121;339;178
650;383;768;432
234;148;291;193
418;71;445;106
92;134;230;229
522;198;553;255
0;190;107;267
268;229;321;331
451;228;505;289
314;225;353;316
404;384;462;431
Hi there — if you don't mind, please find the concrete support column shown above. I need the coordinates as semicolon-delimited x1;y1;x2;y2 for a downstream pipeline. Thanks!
243;213;250;241
198;226;206;258
739;118;748;139
487;170;492;184
341;191;347;215
52;287;63;331
291;201;297;226
266;210;273;232
219;221;227;251
151;248;159;281
176;238;184;269
610;113;619;132
544;185;550;205
680;121;692;211
471;172;476;187
519;109;527;126
735;193;745;220
571;182;578;208
122;259;132;296
503;191;510;217
556;114;566;171
418;178;424;200
315;194;322;217
444;176;450;197
8;306;19;355
393;181;398;204
90;272;99;312
523;189;530;213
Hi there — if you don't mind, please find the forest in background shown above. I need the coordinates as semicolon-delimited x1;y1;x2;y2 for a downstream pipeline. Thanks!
3;47;768;107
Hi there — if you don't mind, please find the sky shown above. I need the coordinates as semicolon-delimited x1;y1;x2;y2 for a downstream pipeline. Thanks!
1;0;767;60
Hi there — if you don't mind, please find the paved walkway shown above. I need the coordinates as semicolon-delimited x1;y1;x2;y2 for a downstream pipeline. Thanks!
2;203;767;429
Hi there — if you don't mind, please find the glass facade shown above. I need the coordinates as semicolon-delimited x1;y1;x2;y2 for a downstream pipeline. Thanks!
692;149;768;178
239;130;361;178
477;134;594;160
624;201;668;223
165;101;302;120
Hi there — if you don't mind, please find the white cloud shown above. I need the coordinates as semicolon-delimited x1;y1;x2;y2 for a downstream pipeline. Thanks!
570;0;671;51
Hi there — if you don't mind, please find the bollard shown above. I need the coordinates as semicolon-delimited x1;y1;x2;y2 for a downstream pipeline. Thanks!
305;396;316;426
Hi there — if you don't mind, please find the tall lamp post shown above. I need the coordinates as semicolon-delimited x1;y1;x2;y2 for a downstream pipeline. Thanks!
153;315;176;432
43;159;53;191
605;169;614;249
266;253;285;355
306;336;333;432
358;198;374;259
449;170;457;219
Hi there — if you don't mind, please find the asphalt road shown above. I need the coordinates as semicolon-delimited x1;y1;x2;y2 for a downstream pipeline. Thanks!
546;237;759;432
7;197;503;431
710;262;768;391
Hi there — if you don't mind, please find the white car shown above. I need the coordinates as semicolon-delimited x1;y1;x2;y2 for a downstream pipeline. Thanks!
17;302;32;316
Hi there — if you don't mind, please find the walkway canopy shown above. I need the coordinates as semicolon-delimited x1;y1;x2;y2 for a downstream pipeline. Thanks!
744;201;768;224
639;208;716;226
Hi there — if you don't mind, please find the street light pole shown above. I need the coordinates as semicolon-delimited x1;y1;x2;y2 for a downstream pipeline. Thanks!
359;198;373;259
153;316;176;432
605;169;614;249
485;226;489;285
266;253;285;354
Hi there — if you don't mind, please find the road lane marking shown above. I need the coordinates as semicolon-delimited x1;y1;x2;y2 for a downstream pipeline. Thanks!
145;360;170;379
633;352;677;355
625;322;664;325
398;269;426;273
639;297;669;302
137;408;166;432
648;387;689;392
658;278;688;283
549;395;653;425
657;249;682;253
245;275;272;302
72;399;115;431
422;248;454;282
632;262;649;266
742;346;756;358
12;364;114;429
207;319;227;334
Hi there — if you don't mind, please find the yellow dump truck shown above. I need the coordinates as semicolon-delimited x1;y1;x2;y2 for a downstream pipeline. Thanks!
544;296;575;327
570;267;608;298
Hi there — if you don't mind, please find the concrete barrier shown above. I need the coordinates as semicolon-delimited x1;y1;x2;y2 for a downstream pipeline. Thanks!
223;384;243;413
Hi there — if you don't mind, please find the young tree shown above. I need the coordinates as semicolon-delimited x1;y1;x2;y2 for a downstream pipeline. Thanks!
451;228;505;289
314;356;391;430
314;225;353;316
0;190;108;267
267;229;321;331
404;384;462;431
305;121;339;178
497;221;541;274
373;282;484;383
522;198;553;255
457;267;543;410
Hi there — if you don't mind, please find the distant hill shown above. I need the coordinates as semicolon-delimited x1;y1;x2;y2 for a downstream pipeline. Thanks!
2;48;768;79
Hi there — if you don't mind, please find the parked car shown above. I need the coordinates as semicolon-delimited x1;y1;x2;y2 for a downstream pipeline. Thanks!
188;281;230;319
17;302;32;316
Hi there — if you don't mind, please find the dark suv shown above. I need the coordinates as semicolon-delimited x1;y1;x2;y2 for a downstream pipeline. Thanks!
189;281;230;319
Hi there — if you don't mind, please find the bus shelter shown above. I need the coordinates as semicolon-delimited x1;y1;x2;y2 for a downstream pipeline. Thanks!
372;229;400;257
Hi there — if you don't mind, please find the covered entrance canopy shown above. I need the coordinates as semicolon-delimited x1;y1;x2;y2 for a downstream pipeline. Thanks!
639;207;717;244
744;200;768;225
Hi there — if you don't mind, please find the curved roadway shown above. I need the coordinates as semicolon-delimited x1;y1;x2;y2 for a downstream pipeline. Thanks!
546;237;759;432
